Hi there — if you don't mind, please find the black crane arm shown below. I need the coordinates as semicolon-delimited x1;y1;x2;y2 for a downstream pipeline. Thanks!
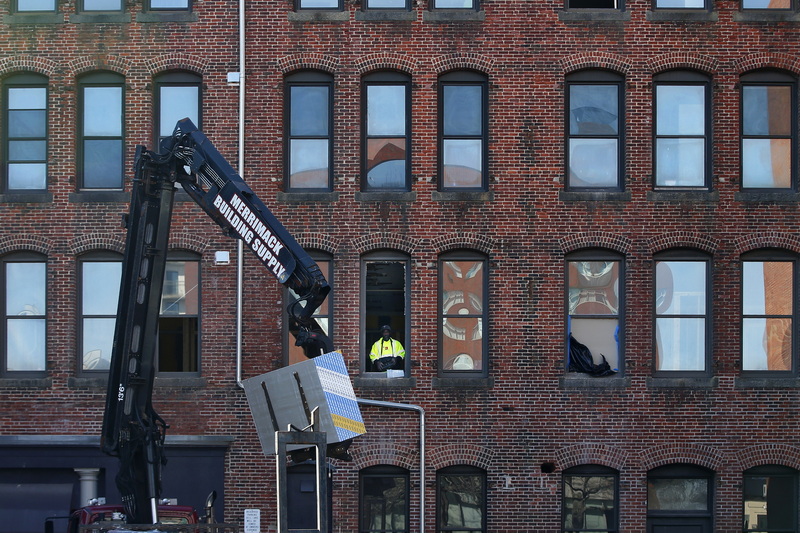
100;118;332;524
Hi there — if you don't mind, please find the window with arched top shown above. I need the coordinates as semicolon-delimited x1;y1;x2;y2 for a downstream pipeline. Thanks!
362;71;411;191
653;70;711;189
566;249;623;375
285;70;334;192
438;250;488;377
360;466;410;533
743;465;798;532
155;71;201;146
79;251;122;372
3;72;48;192
437;466;486;533
562;465;619;533
647;464;713;532
78;71;124;190
2;252;47;374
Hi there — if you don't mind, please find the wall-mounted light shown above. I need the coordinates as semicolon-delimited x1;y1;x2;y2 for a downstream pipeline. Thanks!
215;251;231;265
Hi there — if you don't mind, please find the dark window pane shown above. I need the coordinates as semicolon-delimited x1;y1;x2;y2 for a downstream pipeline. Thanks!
563;475;616;531
647;478;709;511
439;473;484;530
361;475;408;532
83;140;123;188
8;140;46;161
291;86;330;137
443;85;482;136
8;110;46;138
744;473;797;531
569;85;618;135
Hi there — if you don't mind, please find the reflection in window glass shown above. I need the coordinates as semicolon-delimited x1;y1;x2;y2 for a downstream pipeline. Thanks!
655;84;706;187
563;471;617;532
441;260;485;372
742;261;793;371
159;260;199;372
365;82;408;190
6;85;47;190
438;467;485;533
360;467;409;533
744;466;798;532
648;477;709;511
568;84;620;188
288;79;331;190
5;261;46;372
82;261;122;371
655;260;707;371
742;85;792;189
81;83;123;189
441;80;485;189
568;260;620;370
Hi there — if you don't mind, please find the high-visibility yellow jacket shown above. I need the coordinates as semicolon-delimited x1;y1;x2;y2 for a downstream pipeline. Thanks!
369;338;405;362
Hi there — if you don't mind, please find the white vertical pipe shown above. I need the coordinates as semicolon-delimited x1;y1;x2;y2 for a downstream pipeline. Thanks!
236;0;246;387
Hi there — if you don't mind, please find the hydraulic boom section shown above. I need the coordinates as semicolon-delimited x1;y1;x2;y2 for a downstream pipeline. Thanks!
101;119;333;524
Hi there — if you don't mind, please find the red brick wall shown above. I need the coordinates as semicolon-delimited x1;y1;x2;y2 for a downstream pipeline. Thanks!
2;0;800;530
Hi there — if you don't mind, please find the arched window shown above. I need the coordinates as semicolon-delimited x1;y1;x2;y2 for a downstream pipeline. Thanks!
78;71;124;190
439;250;488;376
654;249;711;373
3;72;48;191
285;251;333;366
437;466;486;533
155;71;201;145
653;70;710;189
566;249;623;374
362;250;410;375
743;465;798;532
2;252;47;374
79;251;122;372
566;70;624;191
360;466;410;533
647;464;713;531
159;251;200;373
562;465;619;533
286;70;334;191
740;70;797;190
362;71;411;191
741;249;797;372
438;71;488;191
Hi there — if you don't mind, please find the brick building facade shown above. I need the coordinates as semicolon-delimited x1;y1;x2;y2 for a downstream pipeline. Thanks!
2;0;800;530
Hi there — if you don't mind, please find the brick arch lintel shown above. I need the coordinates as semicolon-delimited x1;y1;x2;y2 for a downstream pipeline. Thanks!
67;55;132;78
559;232;632;255
428;443;495;471
646;232;719;255
277;54;340;75
734;53;800;76
145;54;210;77
353;232;421;255
638;443;724;471
352;443;419;471
733;443;800;471
431;232;494;255
355;53;418;76
293;233;339;255
432;54;493;75
168;232;210;255
0;234;54;256
555;443;630;472
559;53;633;76
646;53;719;75
732;232;800;255
0;55;59;78
68;233;126;255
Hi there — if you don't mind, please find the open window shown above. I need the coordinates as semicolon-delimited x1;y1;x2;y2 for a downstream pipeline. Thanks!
158;252;200;374
362;251;410;375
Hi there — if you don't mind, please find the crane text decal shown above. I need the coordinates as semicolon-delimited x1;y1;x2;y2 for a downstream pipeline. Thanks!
213;193;287;280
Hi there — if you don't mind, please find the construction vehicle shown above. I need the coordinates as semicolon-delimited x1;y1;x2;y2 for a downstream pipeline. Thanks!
99;118;336;526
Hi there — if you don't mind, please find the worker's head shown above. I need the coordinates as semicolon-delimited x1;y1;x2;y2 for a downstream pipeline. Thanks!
380;325;392;339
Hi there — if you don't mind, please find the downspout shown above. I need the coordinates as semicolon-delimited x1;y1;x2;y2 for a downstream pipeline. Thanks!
357;398;425;533
236;0;246;388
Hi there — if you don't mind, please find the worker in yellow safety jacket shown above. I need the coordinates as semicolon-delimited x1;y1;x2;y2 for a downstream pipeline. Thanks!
369;325;405;372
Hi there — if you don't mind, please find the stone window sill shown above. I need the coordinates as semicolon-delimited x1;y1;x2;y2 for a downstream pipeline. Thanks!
5;13;63;24
137;11;198;22
560;190;631;202
558;9;630;21
70;191;130;203
356;10;416;20
647;190;718;203
69;13;132;23
647;376;718;388
356;191;416;202
735;376;800;388
432;190;493;202
736;191;800;203
0;377;51;388
288;10;349;22
734;10;800;22
277;191;339;203
354;376;416;388
645;9;718;21
560;374;630;388
0;192;52;203
432;376;493;388
423;9;485;22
